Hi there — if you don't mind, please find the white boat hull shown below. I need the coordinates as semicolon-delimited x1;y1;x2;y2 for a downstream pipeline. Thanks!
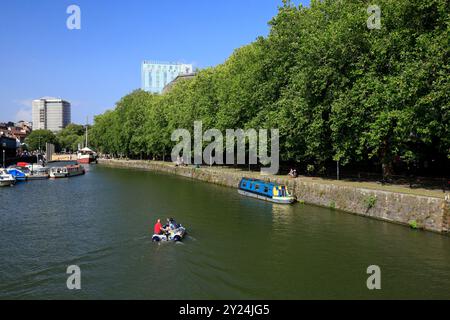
0;180;14;187
152;227;186;242
28;174;49;180
49;165;85;179
0;170;15;187
238;190;295;204
50;171;84;178
77;155;96;164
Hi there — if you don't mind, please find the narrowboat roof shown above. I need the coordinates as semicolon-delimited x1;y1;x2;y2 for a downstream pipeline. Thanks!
240;178;286;188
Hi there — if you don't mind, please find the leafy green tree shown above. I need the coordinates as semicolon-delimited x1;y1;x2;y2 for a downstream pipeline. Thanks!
91;110;121;156
57;124;86;152
25;130;58;151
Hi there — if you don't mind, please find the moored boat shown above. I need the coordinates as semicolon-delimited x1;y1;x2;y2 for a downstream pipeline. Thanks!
77;119;97;164
49;165;85;179
238;178;296;204
15;163;49;180
27;169;49;180
26;163;46;172
77;147;97;164
0;169;15;187
7;167;28;181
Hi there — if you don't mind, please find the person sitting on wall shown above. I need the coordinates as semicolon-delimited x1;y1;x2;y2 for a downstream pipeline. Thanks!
288;169;298;178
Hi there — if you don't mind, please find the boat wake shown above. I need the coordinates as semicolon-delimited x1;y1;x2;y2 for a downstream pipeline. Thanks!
185;235;197;242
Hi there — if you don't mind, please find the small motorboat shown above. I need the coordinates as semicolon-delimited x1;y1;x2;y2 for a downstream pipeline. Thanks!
27;169;49;180
49;165;85;178
7;167;28;181
25;163;46;172
0;169;15;187
238;178;296;204
14;164;48;180
152;225;187;242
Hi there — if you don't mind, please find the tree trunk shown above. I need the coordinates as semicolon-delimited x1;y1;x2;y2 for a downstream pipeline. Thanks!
380;139;394;180
382;161;394;179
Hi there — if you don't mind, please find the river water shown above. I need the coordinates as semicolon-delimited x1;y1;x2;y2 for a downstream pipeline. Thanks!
0;164;449;299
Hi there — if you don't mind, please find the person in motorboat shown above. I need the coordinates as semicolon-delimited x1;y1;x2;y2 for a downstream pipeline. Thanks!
154;219;163;235
167;218;178;230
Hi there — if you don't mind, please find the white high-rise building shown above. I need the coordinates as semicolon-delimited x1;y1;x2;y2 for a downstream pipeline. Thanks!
142;61;194;94
32;97;71;133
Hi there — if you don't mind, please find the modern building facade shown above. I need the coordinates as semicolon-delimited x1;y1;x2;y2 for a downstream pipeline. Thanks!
32;97;71;133
141;61;194;94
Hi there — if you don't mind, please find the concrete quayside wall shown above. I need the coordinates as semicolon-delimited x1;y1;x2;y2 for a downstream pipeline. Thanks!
98;159;450;234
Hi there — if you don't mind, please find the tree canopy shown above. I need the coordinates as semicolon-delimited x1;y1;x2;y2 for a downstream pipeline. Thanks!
56;124;86;152
25;130;58;151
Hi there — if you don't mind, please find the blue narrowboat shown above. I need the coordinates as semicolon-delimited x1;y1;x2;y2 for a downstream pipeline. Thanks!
238;178;295;204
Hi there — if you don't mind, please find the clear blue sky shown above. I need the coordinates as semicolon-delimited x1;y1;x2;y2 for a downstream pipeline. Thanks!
0;0;309;124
